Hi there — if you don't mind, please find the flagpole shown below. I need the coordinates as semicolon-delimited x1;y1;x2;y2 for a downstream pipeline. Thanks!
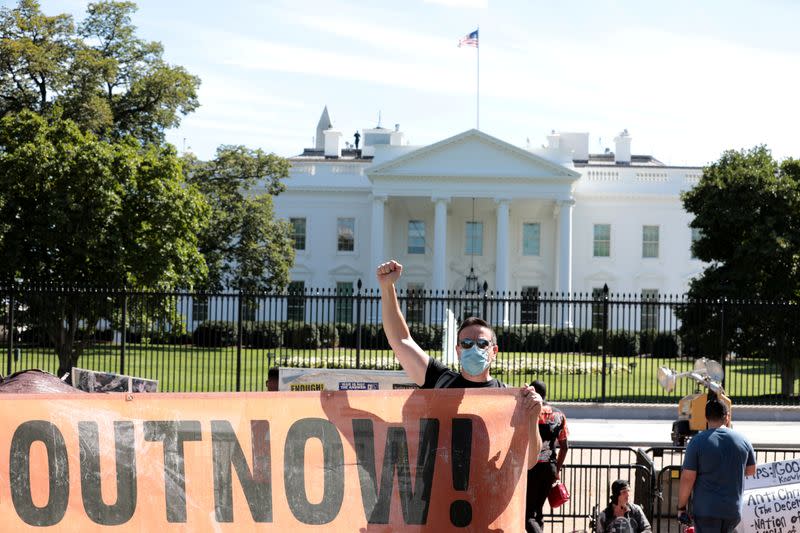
476;25;480;130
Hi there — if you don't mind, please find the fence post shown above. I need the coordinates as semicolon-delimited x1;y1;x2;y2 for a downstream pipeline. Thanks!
120;287;127;375
355;279;362;369
719;296;726;389
601;283;609;403
6;288;15;376
236;290;243;392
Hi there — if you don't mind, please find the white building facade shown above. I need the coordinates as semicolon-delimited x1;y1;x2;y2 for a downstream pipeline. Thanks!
274;109;705;303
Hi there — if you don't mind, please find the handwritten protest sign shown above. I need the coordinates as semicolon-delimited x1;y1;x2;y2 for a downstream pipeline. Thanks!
738;459;800;533
0;389;529;531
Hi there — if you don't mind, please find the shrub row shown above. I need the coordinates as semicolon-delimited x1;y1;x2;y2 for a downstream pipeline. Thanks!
494;327;680;356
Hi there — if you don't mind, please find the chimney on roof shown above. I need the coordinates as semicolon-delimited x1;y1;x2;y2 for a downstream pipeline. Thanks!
547;130;560;150
614;129;631;165
324;128;342;158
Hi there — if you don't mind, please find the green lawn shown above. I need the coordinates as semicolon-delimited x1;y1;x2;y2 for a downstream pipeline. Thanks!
6;343;798;403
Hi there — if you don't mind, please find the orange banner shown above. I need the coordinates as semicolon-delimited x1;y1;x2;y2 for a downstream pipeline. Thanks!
0;389;530;531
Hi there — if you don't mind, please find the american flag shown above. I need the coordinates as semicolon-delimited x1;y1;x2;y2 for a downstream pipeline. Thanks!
458;29;479;48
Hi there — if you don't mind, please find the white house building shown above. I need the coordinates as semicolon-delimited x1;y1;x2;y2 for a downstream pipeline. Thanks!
274;107;705;306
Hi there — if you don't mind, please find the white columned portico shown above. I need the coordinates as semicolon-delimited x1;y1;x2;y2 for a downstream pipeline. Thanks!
432;196;450;292
554;198;575;294
370;194;387;288
495;198;511;326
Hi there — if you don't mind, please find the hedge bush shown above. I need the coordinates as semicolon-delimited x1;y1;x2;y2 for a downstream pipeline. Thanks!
548;330;578;353
246;321;283;348
192;321;236;347
578;329;602;353
318;323;340;348
283;321;320;349
607;330;637;357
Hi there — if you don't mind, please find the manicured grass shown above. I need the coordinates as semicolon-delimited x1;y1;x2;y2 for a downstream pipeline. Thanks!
6;343;798;402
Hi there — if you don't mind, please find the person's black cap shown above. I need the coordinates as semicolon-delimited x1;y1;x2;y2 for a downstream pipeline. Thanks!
612;479;630;498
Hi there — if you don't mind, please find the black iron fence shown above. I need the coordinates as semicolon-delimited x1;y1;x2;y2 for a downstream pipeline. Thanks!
546;445;800;533
2;283;799;401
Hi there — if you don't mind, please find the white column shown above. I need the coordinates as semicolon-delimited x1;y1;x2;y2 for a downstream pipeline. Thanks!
554;198;575;327
433;196;454;365
371;195;387;289
555;198;575;294
495;198;511;326
494;198;510;293
432;196;450;292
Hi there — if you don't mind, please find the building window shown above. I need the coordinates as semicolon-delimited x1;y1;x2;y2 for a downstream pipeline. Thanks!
337;218;355;251
691;227;702;259
641;289;659;331
406;283;425;323
289;217;306;251
592;287;608;329
192;297;208;323
593;224;611;257
643;225;659;258
408;220;426;254
521;286;539;325
522;223;540;256
465;221;483;256
334;282;353;323
287;281;305;322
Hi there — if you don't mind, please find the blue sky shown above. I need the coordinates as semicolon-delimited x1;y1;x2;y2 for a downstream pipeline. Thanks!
34;0;800;166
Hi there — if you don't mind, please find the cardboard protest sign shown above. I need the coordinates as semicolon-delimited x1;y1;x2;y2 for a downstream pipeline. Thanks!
738;459;800;533
72;368;158;393
0;388;529;531
278;367;417;391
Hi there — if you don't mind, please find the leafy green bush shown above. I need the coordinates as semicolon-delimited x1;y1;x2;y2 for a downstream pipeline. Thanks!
525;327;550;352
638;329;657;355
498;325;530;352
247;321;283;348
608;331;637;357
318;323;340;348
578;329;602;353
283;321;320;349
652;332;679;357
192;321;236;347
336;323;356;347
548;330;578;353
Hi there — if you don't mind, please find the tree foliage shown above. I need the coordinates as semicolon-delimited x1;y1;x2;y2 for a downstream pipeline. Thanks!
681;146;800;396
184;145;294;292
0;0;199;144
0;110;209;375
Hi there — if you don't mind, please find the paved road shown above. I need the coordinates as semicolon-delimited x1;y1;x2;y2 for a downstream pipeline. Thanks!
569;418;798;448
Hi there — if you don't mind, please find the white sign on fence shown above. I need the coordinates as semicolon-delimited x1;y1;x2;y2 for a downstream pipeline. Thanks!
277;367;416;392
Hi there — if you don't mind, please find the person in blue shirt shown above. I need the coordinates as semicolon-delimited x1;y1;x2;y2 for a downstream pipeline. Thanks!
678;399;756;533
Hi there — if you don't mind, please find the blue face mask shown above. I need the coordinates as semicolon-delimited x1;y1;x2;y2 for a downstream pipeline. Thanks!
460;345;491;376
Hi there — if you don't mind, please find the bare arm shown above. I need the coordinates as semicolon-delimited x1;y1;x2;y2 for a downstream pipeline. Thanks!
746;464;756;477
376;260;430;385
556;439;569;473
678;469;697;511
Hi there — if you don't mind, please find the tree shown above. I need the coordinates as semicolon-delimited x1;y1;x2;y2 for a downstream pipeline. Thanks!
0;0;199;143
0;110;209;376
184;145;294;292
681;146;800;397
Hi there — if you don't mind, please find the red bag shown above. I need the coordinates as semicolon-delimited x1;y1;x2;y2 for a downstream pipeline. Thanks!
548;481;570;508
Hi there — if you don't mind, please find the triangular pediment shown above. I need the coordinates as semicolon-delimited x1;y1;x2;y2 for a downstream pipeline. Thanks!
368;129;579;181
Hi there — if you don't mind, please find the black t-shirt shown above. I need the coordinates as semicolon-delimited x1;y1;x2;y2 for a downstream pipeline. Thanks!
422;357;505;389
